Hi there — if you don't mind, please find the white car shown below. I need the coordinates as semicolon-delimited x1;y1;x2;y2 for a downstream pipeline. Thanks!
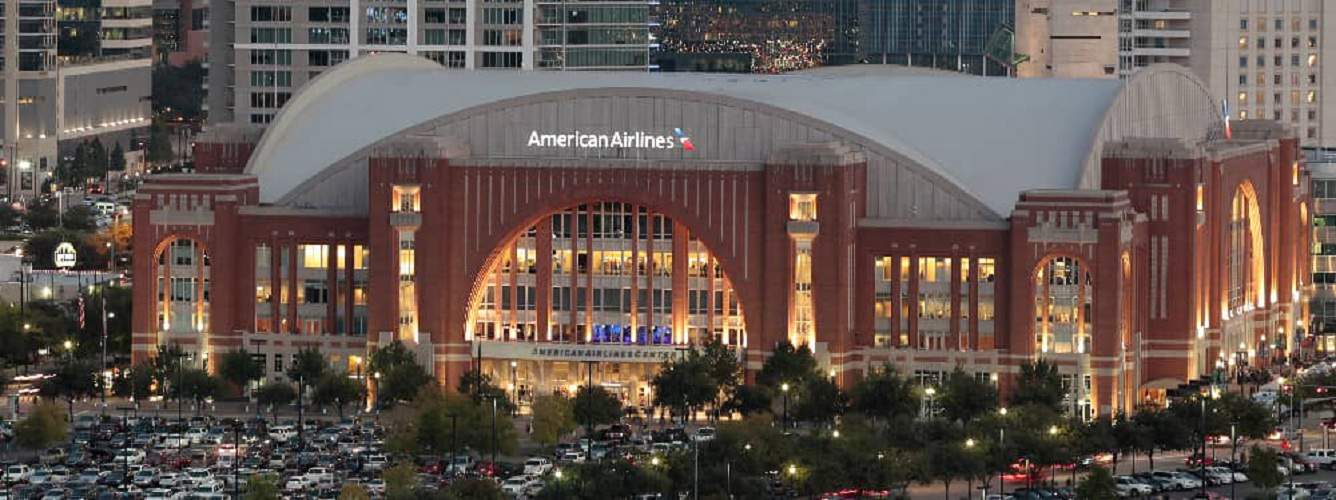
1152;471;1201;490
285;476;311;492
132;468;159;487
365;478;386;495
693;427;716;442
364;454;388;472
1114;476;1153;496
305;467;335;484
560;451;587;463
501;474;540;496
183;467;212;487
184;428;207;444
3;464;30;483
523;457;553;476
157;472;181;488
114;448;146;465
268;425;297;443
143;489;172;500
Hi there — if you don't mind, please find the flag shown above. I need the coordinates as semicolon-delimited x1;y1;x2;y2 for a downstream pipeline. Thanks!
1221;99;1233;140
78;296;85;330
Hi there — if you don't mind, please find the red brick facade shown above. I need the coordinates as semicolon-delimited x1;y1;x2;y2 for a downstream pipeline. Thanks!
132;125;1310;415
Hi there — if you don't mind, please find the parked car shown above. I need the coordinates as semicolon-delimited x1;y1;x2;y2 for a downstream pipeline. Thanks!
523;457;553;476
1114;476;1153;497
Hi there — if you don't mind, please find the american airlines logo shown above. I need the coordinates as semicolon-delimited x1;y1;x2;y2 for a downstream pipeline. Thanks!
526;129;695;152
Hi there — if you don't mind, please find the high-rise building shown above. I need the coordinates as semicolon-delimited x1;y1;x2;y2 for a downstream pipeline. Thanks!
652;0;859;73
859;0;1013;76
153;0;208;66
206;0;656;125
0;0;152;199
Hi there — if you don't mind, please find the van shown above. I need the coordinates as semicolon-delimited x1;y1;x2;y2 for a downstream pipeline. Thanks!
93;201;116;216
1306;449;1336;470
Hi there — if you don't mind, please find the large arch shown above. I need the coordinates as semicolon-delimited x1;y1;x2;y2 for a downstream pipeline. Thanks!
147;235;212;360
437;169;766;353
462;200;751;348
1031;253;1095;355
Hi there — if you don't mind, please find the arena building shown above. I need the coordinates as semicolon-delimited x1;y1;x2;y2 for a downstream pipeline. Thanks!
132;54;1310;416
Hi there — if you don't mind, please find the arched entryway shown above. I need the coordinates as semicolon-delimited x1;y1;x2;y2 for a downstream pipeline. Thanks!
149;236;211;366
1223;180;1265;363
1032;255;1093;355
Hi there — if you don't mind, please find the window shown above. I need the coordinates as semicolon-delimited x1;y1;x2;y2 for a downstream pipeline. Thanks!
249;27;291;44
308;27;350;44
249;91;290;109
1311;37;1319;48
308;7;349;22
366;28;407;45
1240;56;1248;68
365;6;407;24
1258;37;1266;49
1239;37;1248;49
481;52;522;68
448;7;466;23
1241;19;1248;30
424;8;446;23
483;29;521;46
307;50;347;67
304;280;328;304
1312;19;1320;30
423;29;445;45
1239;75;1247;86
249;49;291;65
449;29;466;45
483;7;521;24
1276;19;1284;30
250;6;291;22
249;70;291;87
1310;54;1320;67
789;193;817;221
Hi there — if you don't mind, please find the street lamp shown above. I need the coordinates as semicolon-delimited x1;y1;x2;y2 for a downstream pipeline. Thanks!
780;383;791;431
510;360;518;416
997;407;1009;497
924;387;937;418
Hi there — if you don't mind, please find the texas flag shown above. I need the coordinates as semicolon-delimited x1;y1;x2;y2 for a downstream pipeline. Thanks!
1221;99;1233;140
673;128;696;152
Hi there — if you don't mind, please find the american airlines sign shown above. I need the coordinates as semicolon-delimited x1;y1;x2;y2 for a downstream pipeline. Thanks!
526;128;696;152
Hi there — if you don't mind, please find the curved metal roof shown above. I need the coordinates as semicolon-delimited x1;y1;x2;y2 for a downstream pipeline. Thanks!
245;54;1208;216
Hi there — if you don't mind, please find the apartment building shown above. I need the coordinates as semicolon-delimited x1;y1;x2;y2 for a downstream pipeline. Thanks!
0;0;152;200
208;0;655;125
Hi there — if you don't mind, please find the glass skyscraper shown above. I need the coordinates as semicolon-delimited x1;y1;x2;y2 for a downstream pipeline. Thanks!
652;0;859;73
860;0;1014;76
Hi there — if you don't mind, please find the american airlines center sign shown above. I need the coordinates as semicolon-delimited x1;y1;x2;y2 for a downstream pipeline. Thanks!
526;128;696;152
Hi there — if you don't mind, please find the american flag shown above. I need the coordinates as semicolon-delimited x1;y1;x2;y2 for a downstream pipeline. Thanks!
77;296;85;330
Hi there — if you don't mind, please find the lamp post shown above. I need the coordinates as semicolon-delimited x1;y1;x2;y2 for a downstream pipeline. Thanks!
780;383;790;431
998;407;1008;497
965;438;976;497
510;360;518;416
924;387;937;418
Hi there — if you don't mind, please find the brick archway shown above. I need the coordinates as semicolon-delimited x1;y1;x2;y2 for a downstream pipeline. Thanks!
440;165;765;344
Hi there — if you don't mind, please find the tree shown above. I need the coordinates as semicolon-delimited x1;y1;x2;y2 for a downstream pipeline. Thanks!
458;368;514;413
369;340;431;407
938;367;998;425
849;365;919;428
286;346;327;385
920;439;980;500
216;348;264;398
174;368;220;414
1075;466;1118;500
152;61;206;122
1009;360;1065;413
109;142;126;172
313;371;363;418
383;462;419;500
700;337;742;418
792;376;847;425
388;387;519;459
337;484;369;500
650;354;714;423
756;340;819;389
146;119;175;166
440;478;505;500
14;402;67;449
723;384;772;417
1247;445;1284;493
255;382;296;423
40;358;99;418
531;395;576;447
243;473;281;500
573;385;623;433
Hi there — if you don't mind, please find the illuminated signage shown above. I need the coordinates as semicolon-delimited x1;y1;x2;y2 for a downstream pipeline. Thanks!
526;128;695;152
53;242;76;269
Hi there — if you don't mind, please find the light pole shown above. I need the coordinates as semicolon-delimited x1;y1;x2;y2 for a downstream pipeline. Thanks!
965;438;976;498
997;407;1008;497
1230;423;1238;500
510;360;518;416
780;382;790;431
924;387;937;418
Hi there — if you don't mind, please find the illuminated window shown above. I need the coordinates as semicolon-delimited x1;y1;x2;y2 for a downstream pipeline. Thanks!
392;185;420;213
1310;54;1319;67
1196;184;1204;211
788;193;817;221
302;244;329;269
1239;36;1248;49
